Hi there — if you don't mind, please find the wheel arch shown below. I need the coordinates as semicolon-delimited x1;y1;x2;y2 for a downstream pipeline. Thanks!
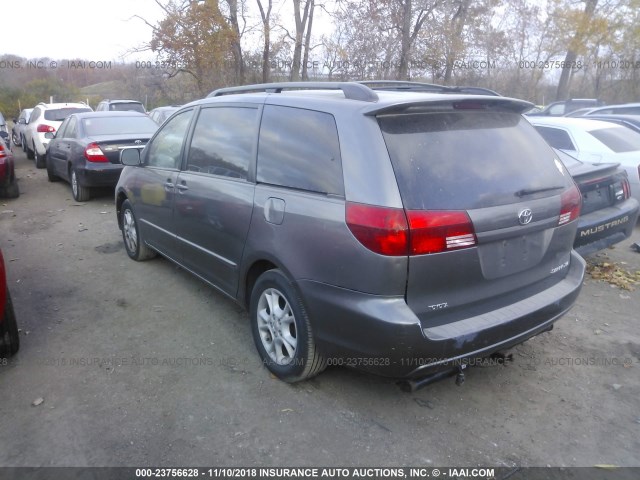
115;191;128;230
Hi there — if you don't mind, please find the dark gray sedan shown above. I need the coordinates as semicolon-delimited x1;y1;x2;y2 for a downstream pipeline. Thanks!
45;111;158;201
556;149;639;255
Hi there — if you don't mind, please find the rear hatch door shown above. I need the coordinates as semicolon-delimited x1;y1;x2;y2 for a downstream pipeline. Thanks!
377;104;579;328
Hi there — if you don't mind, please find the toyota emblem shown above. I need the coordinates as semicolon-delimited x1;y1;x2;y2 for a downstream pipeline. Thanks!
518;208;533;225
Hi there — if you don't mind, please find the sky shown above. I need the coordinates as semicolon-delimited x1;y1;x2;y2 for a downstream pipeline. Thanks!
2;0;165;61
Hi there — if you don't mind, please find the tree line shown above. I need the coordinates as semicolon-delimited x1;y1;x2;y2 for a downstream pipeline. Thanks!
1;0;638;117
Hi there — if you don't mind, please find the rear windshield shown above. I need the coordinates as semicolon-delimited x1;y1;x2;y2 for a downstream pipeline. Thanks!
82;116;158;136
44;108;92;121
588;127;640;153
378;111;572;210
109;103;146;113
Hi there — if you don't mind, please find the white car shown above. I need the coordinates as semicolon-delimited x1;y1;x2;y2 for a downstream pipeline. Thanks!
24;102;92;168
528;116;640;205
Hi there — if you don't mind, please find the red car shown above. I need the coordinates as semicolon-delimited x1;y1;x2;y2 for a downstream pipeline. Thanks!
0;248;19;358
0;132;19;198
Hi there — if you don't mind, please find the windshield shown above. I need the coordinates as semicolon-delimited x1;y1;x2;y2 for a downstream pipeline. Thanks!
82;116;158;136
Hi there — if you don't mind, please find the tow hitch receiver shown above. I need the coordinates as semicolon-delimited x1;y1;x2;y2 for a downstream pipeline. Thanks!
399;364;467;393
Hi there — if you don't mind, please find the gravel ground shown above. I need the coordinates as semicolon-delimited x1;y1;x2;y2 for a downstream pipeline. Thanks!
1;148;639;469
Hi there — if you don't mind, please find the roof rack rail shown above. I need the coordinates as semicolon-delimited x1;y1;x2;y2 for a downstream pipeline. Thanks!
208;82;379;102
358;80;451;92
358;80;501;96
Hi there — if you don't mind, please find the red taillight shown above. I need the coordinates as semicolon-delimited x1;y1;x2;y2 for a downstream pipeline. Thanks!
346;203;408;256
622;178;631;199
559;185;582;225
346;203;477;256
407;210;477;255
36;124;55;133
84;143;108;162
0;143;7;158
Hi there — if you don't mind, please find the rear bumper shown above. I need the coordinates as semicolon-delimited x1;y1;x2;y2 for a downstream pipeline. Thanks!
299;250;586;378
574;198;639;256
78;163;124;187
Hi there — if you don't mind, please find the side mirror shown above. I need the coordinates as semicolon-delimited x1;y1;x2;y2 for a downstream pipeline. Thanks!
0;131;8;139
44;132;55;139
120;147;142;166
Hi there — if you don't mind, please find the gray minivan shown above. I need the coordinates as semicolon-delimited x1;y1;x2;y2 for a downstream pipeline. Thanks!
115;82;586;388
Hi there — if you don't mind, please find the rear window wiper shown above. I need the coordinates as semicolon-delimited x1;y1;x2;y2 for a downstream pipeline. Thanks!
515;186;564;197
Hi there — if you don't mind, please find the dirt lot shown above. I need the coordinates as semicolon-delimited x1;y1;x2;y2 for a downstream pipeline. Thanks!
1;147;639;468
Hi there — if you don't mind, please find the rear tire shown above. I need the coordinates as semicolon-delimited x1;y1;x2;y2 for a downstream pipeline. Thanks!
121;200;157;261
70;168;90;202
0;176;19;199
35;149;46;169
0;291;20;358
250;269;326;382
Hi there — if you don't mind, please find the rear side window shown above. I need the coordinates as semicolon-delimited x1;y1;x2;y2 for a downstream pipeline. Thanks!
534;126;576;151
30;109;41;122
379;112;572;210
588;127;640;153
186;106;258;180
257;105;344;195
44;108;92;121
64;117;78;138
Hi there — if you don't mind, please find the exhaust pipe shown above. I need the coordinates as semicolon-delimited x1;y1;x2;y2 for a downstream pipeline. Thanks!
399;365;467;393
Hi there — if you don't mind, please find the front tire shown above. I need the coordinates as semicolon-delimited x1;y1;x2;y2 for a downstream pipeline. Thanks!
70;168;90;202
0;291;20;358
250;269;326;382
121;200;156;261
47;159;59;182
26;142;35;160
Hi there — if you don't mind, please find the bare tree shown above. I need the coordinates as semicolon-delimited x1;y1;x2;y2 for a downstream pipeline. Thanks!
256;0;274;82
289;0;314;80
556;0;599;100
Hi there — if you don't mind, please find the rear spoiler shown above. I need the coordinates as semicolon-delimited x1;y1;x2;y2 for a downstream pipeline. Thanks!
363;96;533;116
